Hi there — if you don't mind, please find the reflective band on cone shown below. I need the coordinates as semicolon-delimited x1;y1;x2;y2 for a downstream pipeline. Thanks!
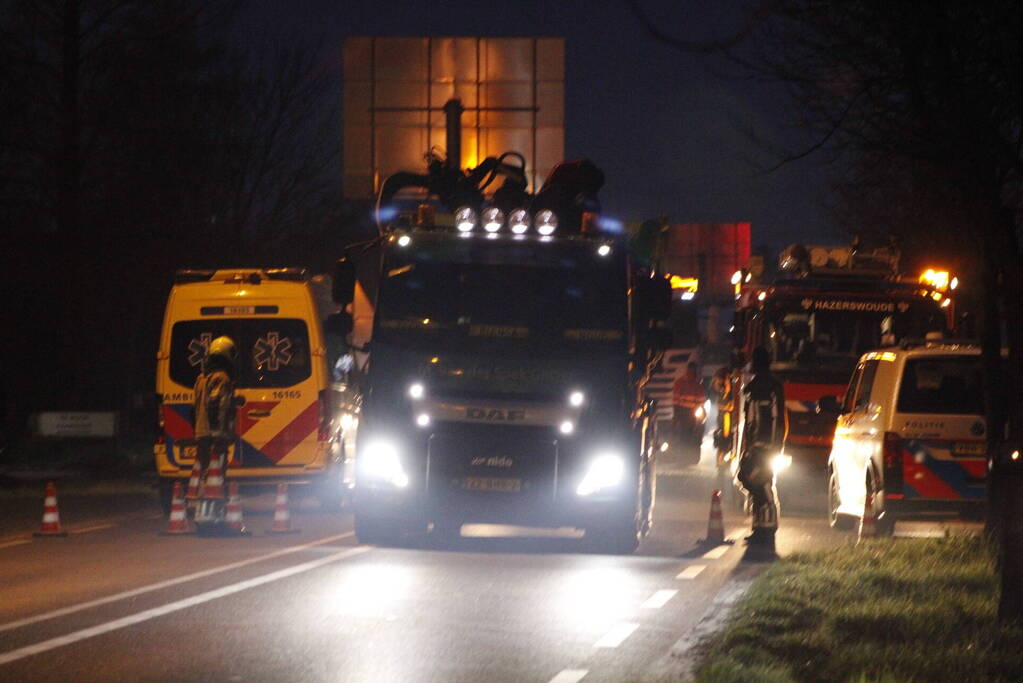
267;483;300;534
858;492;877;542
223;482;249;536
185;459;202;500
704;489;725;544
202;454;225;500
34;482;68;537
160;481;192;535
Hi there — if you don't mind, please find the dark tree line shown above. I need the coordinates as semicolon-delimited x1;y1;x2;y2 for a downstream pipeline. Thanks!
0;0;343;439
632;0;1023;619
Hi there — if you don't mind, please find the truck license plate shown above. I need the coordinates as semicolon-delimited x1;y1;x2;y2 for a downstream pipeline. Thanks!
953;442;986;456
463;477;521;493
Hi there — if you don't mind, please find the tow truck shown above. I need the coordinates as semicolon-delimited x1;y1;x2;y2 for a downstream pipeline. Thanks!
727;244;951;502
329;146;671;553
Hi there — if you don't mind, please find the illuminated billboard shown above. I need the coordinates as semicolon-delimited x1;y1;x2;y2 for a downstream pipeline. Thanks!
343;37;565;200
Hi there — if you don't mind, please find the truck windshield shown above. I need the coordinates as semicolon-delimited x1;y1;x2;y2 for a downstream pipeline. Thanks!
169;319;311;389
764;300;945;364
376;260;627;352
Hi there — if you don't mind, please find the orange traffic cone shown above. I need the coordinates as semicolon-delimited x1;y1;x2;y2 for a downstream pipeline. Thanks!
185;459;202;500
34;482;68;537
858;492;877;542
160;481;192;535
223;482;249;536
704;489;725;544
267;483;300;534
201;453;225;500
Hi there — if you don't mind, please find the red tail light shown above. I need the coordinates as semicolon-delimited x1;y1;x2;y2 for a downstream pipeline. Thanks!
883;432;903;469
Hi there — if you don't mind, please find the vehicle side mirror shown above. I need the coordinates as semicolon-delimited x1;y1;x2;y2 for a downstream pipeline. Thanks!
324;312;354;340
332;258;356;306
816;395;841;415
648;327;673;351
636;275;672;321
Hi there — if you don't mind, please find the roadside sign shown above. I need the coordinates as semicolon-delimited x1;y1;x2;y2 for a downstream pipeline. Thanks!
33;412;118;438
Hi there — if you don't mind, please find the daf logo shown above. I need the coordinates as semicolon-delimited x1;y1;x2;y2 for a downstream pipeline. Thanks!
466;407;526;421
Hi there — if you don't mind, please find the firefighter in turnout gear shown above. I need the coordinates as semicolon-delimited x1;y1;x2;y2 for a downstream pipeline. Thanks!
737;346;787;545
193;336;239;487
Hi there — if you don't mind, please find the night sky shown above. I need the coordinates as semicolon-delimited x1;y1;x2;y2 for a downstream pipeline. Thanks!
237;0;840;251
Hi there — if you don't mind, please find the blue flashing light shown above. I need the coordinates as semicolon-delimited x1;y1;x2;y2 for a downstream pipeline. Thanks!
597;216;624;234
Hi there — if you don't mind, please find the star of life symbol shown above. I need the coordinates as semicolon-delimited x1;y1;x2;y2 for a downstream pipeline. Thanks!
187;333;213;367
253;332;293;371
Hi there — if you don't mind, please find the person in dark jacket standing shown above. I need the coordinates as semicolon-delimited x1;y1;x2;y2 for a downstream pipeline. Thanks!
737;346;787;546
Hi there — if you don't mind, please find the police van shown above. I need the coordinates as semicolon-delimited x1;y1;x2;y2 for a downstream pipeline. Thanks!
154;268;357;513
823;340;986;534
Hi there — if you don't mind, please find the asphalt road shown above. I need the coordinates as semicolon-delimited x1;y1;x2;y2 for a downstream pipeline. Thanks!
0;453;917;682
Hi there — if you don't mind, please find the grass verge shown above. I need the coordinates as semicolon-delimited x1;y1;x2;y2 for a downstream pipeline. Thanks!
697;536;1023;683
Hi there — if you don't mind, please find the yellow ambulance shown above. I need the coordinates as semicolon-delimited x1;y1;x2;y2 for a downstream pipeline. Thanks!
153;268;357;513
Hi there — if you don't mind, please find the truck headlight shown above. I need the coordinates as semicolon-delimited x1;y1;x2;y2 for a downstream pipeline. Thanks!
455;206;476;233
509;208;530;234
693;405;705;420
360;439;409;488
770;453;792;473
576;453;625;496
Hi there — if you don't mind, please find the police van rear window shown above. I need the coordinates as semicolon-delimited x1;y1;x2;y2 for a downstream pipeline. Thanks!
170;319;311;389
897;357;983;415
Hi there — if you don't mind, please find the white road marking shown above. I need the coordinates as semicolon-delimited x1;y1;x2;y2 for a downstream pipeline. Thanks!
594;622;639;648
641;589;678;609
0;531;355;633
69;523;116;535
0;546;368;666
676;565;705;580
701;545;730;560
0;540;30;550
548;669;588;683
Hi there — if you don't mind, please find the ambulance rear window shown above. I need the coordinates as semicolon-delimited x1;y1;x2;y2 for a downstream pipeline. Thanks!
170;319;311;389
897;357;983;415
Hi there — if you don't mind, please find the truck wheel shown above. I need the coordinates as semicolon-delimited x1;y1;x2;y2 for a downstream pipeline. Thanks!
158;480;175;516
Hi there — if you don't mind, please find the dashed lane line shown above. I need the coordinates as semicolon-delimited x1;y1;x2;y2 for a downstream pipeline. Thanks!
676;565;706;580
0;531;356;633
548;669;588;683
701;545;730;560
0;545;369;667
640;589;678;609
594;622;639;648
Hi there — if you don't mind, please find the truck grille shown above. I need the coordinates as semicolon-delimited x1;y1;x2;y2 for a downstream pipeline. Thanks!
426;428;558;516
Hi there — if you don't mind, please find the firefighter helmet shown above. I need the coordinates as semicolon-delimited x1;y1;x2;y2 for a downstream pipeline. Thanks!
207;336;238;368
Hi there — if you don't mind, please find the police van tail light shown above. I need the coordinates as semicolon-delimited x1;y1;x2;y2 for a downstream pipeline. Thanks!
882;431;904;495
317;389;332;442
155;393;165;444
883;432;903;469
